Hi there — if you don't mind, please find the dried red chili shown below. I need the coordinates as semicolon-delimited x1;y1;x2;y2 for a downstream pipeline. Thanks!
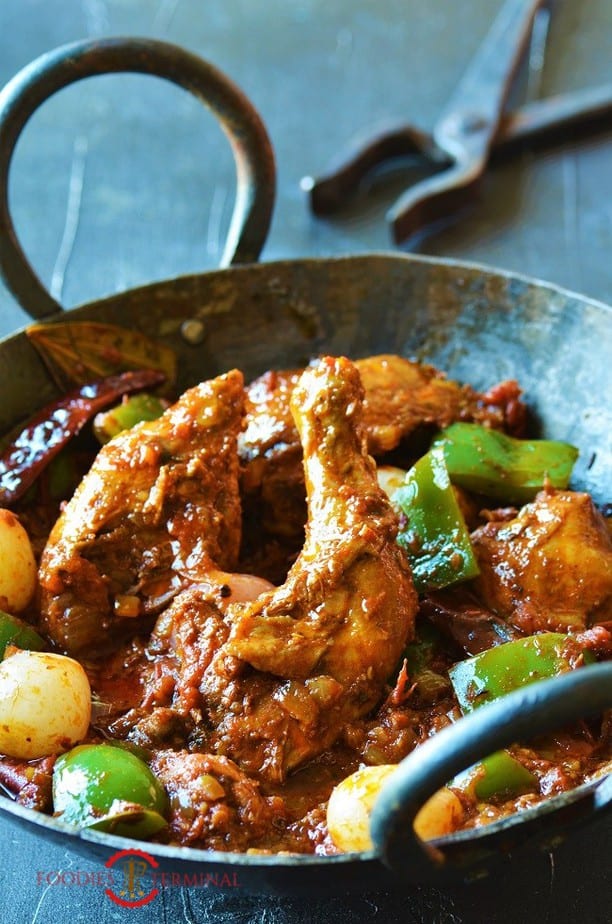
0;369;165;506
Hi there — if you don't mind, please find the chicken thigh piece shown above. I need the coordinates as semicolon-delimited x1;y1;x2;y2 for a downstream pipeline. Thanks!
356;354;522;453
472;490;612;634
189;356;418;780
39;370;245;656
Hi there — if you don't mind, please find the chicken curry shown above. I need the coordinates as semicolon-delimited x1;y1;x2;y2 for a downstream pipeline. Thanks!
0;352;610;854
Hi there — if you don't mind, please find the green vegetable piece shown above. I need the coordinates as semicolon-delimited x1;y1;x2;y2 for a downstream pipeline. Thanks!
53;743;168;839
432;422;579;504
104;738;154;763
403;619;442;676
93;393;167;444
0;610;46;656
394;447;480;593
452;749;538;801
401;623;451;702
86;804;167;839
46;450;82;501
449;632;595;714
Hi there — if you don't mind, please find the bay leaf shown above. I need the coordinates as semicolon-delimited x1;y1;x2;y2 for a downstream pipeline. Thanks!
26;321;176;392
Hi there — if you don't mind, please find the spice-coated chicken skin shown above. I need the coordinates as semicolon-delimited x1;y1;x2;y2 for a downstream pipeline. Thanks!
38;371;245;656
227;356;417;678
239;354;525;547
472;490;612;634
143;357;418;782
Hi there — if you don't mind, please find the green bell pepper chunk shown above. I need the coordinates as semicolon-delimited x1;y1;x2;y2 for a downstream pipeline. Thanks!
393;447;480;594
452;749;538;801
449;632;595;714
93;393;167;444
0;610;46;656
402;620;451;701
53;743;168;839
431;422;578;504
403;619;442;676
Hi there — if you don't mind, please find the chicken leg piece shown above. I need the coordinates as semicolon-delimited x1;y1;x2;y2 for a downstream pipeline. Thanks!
188;356;418;780
39;370;245;656
239;354;526;555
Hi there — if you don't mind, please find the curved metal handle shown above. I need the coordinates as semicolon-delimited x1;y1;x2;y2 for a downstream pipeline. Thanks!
0;37;276;319
370;662;612;883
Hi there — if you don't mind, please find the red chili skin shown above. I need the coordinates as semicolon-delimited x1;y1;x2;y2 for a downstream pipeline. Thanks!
0;369;166;506
0;755;56;810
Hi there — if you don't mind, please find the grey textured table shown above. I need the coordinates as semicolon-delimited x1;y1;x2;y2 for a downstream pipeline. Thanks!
0;1;611;922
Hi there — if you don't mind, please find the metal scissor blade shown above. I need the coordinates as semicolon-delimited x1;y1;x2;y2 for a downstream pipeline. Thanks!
434;0;546;156
390;0;546;243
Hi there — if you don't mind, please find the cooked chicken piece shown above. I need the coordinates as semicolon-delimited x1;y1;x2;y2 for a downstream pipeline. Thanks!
143;356;417;782
228;356;417;675
472;490;612;634
38;370;244;656
357;354;523;452
239;354;525;549
150;750;287;850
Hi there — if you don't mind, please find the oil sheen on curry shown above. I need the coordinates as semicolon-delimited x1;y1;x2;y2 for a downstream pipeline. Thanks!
0;353;609;855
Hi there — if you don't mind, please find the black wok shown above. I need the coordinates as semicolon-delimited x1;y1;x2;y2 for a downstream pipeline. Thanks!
0;38;610;897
